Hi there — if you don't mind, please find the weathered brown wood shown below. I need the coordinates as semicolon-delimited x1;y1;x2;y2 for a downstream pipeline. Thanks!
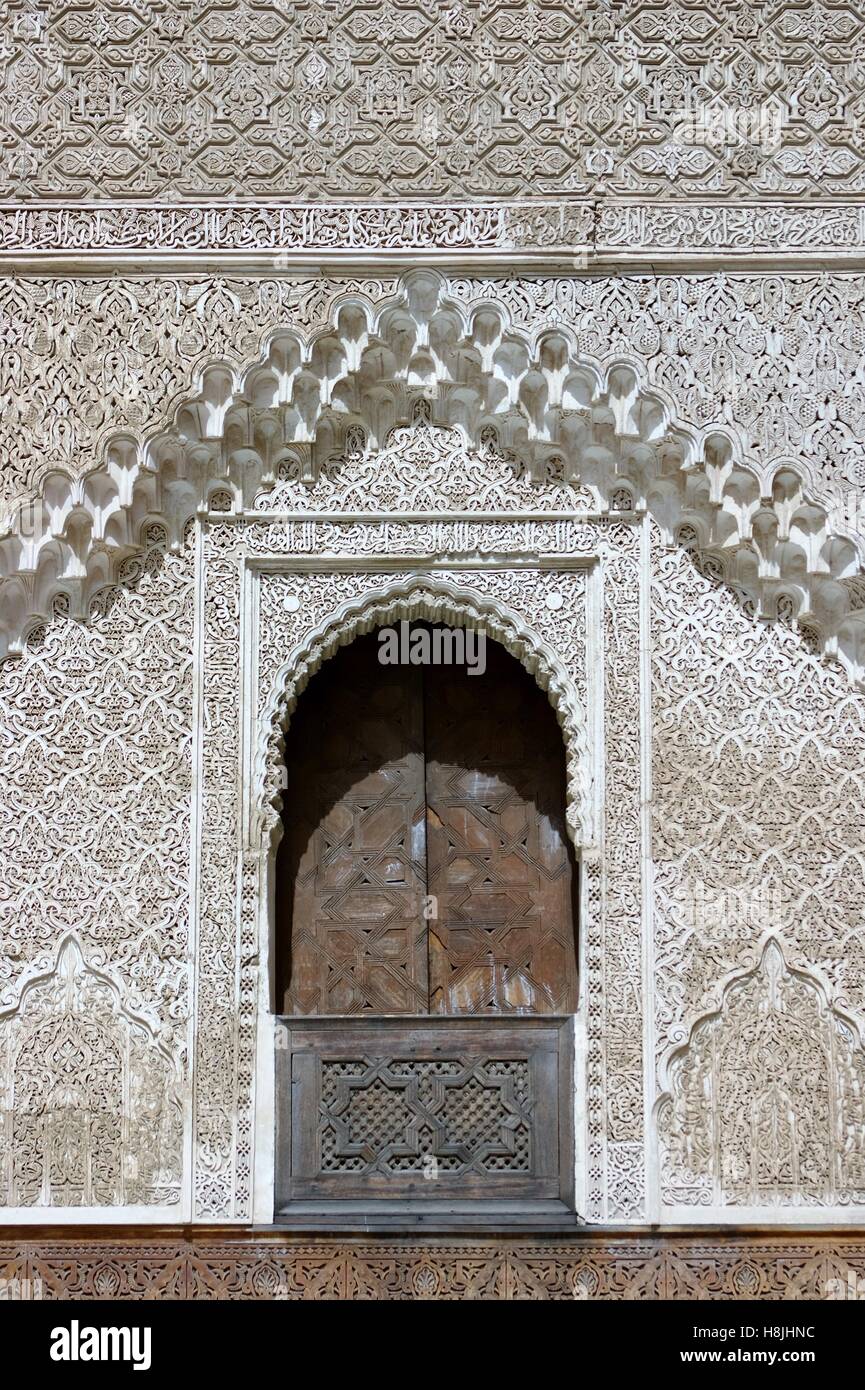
276;1015;573;1218
277;626;578;1018
275;628;579;1220
424;639;579;1014
3;1227;862;1299
276;634;429;1014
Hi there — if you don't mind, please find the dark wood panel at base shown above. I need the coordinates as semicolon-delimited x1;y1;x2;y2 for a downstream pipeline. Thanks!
2;1229;865;1299
276;1016;574;1214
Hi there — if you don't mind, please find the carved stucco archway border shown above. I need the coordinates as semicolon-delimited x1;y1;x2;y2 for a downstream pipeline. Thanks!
4;268;865;678
246;568;595;1225
652;933;865;1220
253;572;594;854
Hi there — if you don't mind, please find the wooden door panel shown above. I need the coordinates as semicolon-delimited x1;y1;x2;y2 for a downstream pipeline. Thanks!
424;641;578;1015
277;635;429;1015
275;630;579;1220
278;626;578;1018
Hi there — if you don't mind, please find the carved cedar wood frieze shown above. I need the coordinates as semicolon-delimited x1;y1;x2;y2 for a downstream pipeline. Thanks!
4;1232;865;1300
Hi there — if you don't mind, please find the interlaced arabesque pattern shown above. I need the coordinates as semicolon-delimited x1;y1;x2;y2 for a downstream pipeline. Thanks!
1;0;863;200
652;536;865;1207
0;530;192;1207
3;271;865;678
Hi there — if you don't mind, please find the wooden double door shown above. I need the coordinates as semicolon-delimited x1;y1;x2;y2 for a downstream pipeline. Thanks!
276;626;578;1018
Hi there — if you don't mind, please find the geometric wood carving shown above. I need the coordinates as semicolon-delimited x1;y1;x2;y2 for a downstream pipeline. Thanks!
276;626;578;1016
275;1016;574;1221
425;639;579;1015
276;634;428;1015
7;1228;865;1300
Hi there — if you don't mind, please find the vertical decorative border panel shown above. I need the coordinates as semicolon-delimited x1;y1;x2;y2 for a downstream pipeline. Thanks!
194;523;246;1219
582;548;606;1221
599;523;646;1220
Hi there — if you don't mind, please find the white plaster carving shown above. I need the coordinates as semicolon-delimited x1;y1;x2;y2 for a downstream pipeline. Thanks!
0;527;193;1215
3;271;864;681
255;573;593;849
651;529;865;1220
658;939;865;1212
2;0;864;206
0;935;183;1212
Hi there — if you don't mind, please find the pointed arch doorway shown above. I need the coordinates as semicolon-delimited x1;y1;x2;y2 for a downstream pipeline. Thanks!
274;623;578;1224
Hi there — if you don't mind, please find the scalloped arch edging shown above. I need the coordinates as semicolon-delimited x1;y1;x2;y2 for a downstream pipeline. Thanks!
254;574;594;851
2;269;864;678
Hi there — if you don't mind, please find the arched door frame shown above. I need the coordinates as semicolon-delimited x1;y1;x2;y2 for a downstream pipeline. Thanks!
254;575;595;855
246;571;598;1222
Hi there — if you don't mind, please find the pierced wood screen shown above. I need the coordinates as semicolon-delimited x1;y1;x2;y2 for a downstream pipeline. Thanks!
276;1016;574;1215
276;629;579;1017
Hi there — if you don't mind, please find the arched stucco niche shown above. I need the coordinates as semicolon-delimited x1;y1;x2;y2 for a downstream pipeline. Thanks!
245;573;593;1221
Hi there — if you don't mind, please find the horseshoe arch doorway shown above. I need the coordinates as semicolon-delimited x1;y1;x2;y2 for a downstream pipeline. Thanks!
273;623;578;1224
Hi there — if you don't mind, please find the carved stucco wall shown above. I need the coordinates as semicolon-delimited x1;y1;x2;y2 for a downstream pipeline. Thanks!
0;532;192;1212
652;532;865;1213
2;0;863;201
3;271;865;689
3;272;865;513
1;407;865;1221
2;0;865;1228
